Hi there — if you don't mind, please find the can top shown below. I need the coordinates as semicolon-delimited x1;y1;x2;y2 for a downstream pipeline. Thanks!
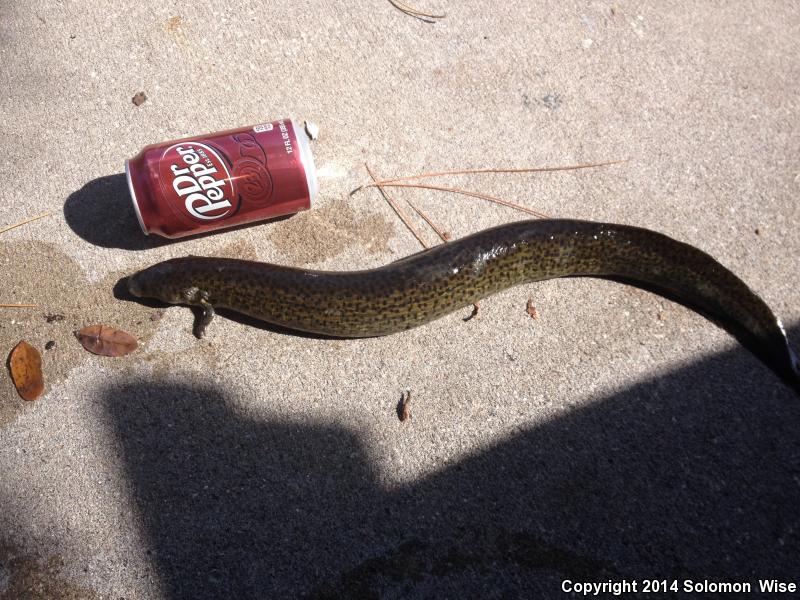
291;119;319;204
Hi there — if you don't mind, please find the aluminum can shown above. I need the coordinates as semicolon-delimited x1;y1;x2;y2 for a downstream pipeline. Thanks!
125;119;318;238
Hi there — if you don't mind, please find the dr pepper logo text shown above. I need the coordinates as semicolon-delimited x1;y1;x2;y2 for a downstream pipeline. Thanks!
159;142;237;221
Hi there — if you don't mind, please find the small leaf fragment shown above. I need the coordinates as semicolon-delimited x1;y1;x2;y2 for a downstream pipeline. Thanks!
463;302;480;322
526;298;539;320
75;325;138;357
132;91;147;106
8;340;44;401
398;390;412;422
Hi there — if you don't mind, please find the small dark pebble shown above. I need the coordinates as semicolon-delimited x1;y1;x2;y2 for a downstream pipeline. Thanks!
754;228;761;235
132;91;147;106
45;313;65;323
45;341;56;350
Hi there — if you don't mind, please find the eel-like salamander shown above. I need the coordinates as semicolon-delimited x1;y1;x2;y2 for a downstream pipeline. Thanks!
127;219;799;392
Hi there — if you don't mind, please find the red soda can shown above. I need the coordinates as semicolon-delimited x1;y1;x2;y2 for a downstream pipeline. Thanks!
125;119;318;238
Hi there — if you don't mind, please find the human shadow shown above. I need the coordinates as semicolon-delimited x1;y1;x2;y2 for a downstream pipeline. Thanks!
103;326;800;598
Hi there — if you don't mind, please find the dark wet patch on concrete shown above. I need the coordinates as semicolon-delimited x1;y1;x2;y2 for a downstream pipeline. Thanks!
269;198;395;265
0;396;27;429
0;240;164;425
0;542;102;599
212;239;259;261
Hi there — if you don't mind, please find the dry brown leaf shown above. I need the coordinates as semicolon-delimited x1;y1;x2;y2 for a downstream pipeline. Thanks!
75;324;138;357
8;340;44;401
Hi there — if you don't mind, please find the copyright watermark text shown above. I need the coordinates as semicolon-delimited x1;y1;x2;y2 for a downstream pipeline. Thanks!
561;579;797;596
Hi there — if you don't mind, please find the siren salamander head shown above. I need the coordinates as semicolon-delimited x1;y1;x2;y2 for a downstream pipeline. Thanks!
127;260;194;305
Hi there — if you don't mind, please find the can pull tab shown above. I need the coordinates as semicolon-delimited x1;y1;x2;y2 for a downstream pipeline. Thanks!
304;120;320;140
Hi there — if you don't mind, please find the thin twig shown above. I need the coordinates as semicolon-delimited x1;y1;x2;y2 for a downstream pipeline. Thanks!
388;0;445;20
356;159;627;191
0;303;37;308
370;182;551;219
365;164;429;249
0;212;52;236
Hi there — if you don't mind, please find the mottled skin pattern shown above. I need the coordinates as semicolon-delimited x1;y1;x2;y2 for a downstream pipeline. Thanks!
128;219;799;391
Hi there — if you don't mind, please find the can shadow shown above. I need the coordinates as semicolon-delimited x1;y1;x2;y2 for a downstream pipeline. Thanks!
65;173;298;250
63;174;167;250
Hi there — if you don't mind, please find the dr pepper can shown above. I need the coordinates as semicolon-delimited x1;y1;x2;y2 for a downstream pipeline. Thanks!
125;119;318;238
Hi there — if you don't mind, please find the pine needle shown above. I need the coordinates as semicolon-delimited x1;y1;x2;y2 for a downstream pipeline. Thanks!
0;212;52;235
388;0;445;20
0;303;37;308
405;198;450;243
356;159;627;191
371;182;551;219
365;164;430;249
